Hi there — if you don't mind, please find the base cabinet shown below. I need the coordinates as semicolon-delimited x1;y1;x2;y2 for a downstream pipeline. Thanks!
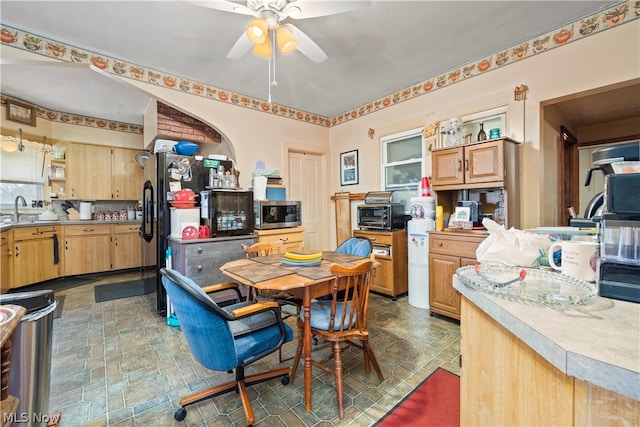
429;231;485;319
254;227;304;252
12;226;61;288
112;224;142;270
353;229;407;298
460;298;640;426
1;230;12;293
63;225;112;276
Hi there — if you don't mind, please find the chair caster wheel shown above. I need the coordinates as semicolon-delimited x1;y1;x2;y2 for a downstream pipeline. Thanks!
174;407;187;421
281;374;290;385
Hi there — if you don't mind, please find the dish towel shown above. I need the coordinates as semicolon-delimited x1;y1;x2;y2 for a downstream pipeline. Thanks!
53;233;59;264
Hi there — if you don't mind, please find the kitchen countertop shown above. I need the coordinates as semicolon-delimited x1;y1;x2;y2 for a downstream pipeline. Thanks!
453;275;640;401
1;219;141;230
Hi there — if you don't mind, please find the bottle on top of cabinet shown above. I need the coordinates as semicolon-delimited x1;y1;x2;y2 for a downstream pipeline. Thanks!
477;123;487;141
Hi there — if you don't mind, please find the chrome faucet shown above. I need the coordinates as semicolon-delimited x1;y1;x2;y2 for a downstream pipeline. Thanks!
13;195;26;223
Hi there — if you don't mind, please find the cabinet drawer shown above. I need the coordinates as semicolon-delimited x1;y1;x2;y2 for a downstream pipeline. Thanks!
64;224;111;236
430;233;485;257
353;231;392;246
113;224;141;234
259;232;304;246
14;226;60;240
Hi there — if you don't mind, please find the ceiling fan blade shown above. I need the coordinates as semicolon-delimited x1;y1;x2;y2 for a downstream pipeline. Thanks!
285;24;327;63
227;32;253;59
281;0;371;20
185;0;257;16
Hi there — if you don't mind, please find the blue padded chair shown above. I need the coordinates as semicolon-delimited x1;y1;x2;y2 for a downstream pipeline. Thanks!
160;268;293;425
289;256;384;419
335;235;373;257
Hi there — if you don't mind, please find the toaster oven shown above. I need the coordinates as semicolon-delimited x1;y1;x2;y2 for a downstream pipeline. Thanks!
357;204;406;230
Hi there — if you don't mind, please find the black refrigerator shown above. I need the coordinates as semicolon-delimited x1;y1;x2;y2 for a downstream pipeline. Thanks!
140;152;234;315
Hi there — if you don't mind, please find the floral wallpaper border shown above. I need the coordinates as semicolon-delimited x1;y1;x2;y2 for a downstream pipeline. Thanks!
0;94;143;135
0;1;636;131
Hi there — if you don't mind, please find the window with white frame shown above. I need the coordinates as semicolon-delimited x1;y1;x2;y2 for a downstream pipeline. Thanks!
381;127;425;210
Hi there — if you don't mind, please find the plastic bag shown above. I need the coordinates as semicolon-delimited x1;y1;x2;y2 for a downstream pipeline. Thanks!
476;218;551;267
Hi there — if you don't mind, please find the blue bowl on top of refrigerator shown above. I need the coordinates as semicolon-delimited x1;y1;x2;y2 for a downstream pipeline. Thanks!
174;140;200;155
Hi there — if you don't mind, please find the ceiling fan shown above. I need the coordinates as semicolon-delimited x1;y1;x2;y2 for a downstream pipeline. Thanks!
188;0;370;63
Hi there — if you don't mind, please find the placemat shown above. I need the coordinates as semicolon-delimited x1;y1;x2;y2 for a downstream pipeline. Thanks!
321;251;366;265
225;263;295;284
251;254;283;264
289;264;334;280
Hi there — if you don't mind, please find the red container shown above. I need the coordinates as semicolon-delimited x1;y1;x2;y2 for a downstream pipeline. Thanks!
420;177;431;197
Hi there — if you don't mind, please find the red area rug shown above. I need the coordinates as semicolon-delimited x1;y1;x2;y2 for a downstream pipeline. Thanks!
374;367;460;427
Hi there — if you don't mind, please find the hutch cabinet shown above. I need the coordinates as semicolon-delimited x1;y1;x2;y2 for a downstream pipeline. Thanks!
353;229;408;299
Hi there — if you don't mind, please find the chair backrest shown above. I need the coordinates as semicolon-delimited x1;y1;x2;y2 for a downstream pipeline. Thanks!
335;236;373;257
242;241;284;258
326;255;375;333
160;268;239;371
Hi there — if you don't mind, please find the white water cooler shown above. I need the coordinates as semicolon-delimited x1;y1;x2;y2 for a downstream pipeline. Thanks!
407;220;431;309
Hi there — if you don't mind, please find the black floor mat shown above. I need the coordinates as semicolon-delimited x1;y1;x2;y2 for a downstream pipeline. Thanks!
94;278;156;303
9;275;101;294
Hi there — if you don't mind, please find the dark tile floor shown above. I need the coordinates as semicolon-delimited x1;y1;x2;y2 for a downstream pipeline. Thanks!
48;271;460;426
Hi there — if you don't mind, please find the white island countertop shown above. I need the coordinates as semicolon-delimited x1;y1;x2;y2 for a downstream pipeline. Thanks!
453;275;639;401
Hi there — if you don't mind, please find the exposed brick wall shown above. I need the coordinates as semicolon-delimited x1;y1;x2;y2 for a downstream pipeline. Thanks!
156;102;221;144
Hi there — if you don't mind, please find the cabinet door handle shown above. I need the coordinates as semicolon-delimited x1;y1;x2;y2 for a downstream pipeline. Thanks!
32;231;44;236
464;159;469;171
457;160;462;172
15;246;19;257
279;237;289;242
437;242;443;247
196;265;203;272
197;247;203;254
1;236;7;242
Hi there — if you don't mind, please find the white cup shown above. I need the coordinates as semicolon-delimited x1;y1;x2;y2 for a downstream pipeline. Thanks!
548;240;598;282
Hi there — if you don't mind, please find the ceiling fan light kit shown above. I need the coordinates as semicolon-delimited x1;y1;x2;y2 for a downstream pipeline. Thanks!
276;25;296;54
246;18;268;45
253;35;272;58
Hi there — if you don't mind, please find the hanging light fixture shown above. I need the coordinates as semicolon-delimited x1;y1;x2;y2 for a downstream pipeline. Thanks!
0;136;18;152
246;18;268;45
276;25;297;54
253;34;272;58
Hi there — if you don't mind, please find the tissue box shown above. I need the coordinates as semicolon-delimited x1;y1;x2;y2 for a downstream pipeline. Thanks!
171;208;200;238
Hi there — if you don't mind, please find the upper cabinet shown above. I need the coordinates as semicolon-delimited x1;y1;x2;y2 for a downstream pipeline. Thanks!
66;143;142;200
432;138;518;189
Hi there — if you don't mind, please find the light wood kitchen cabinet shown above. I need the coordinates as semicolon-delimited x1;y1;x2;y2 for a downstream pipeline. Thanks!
112;224;142;270
353;229;408;299
1;229;13;293
460;298;639;426
112;147;143;200
431;137;520;229
67;143;112;199
254;227;305;252
12;226;62;288
66;143;142;200
429;231;485;319
63;224;112;276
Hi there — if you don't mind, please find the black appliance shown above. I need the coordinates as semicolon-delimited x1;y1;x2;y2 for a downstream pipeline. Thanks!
590;141;640;303
253;200;302;230
357;191;407;230
140;152;239;315
201;189;254;235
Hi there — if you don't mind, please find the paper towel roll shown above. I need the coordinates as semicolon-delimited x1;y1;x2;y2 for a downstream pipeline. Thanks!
253;175;267;201
79;202;93;220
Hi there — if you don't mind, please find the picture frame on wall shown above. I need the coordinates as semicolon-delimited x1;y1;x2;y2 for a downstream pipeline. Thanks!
6;100;36;126
340;149;359;186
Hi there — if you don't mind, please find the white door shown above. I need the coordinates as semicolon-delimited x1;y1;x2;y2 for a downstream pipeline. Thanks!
288;151;327;250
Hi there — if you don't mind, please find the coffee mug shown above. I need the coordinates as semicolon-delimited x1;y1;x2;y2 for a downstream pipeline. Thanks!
548;240;598;282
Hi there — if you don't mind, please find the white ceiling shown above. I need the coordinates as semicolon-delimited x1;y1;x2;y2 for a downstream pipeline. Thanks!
0;1;625;126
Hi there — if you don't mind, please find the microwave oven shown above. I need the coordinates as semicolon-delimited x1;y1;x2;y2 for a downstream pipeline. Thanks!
357;204;406;230
254;200;302;229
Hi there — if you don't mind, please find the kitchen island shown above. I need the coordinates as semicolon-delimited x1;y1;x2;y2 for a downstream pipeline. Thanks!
454;275;639;426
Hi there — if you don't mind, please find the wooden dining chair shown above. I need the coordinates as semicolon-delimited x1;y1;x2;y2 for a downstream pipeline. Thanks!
289;254;384;419
242;241;303;362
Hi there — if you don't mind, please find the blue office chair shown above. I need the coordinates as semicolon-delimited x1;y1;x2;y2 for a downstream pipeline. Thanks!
160;268;293;425
335;236;373;257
